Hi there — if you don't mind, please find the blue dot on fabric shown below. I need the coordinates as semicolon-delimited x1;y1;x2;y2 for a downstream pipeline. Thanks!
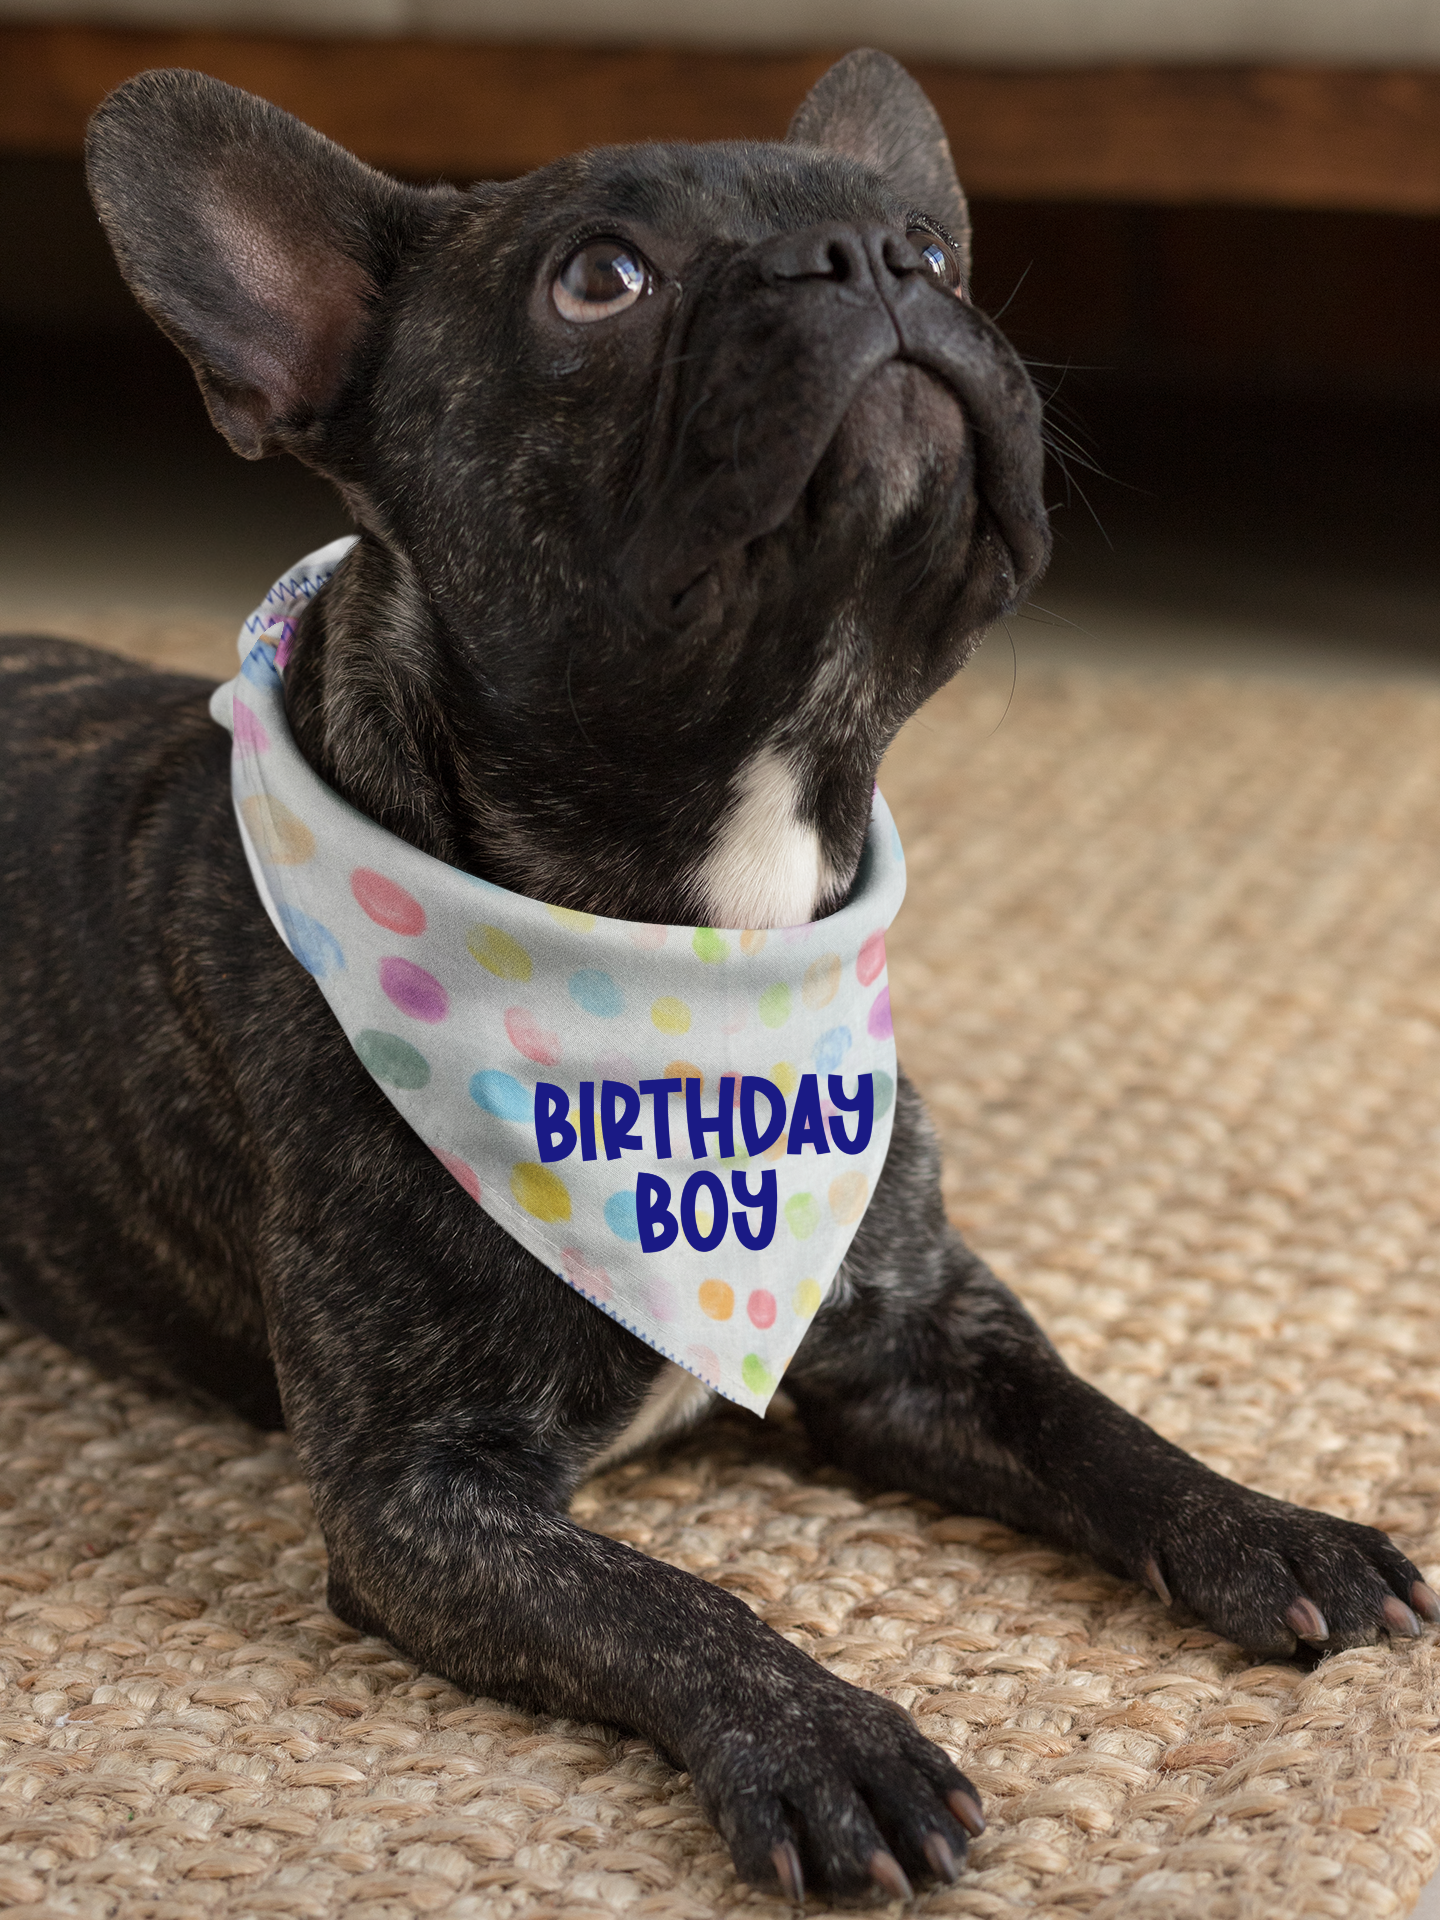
569;968;623;1018
813;1025;853;1074
469;1070;531;1121
604;1190;640;1241
278;907;344;979
240;644;282;690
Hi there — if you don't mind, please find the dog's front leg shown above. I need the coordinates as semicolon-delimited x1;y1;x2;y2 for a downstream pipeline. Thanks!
786;1071;1435;1657
259;1217;981;1900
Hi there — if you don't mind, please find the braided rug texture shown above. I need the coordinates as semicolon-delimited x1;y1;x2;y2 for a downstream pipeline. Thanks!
2;616;1439;1920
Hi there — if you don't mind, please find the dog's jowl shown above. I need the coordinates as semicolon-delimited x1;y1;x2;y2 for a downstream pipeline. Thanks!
1;50;1433;1901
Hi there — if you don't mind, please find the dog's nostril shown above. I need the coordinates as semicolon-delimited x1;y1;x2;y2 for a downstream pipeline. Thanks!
825;241;854;281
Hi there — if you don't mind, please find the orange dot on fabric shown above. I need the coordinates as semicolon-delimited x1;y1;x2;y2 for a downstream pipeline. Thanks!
828;1171;868;1223
698;1280;734;1321
241;794;314;865
510;1162;571;1222
352;867;426;936
802;954;841;1010
664;1060;703;1091
740;930;767;957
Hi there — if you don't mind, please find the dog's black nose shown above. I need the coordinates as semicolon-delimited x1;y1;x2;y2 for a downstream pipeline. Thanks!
756;223;927;297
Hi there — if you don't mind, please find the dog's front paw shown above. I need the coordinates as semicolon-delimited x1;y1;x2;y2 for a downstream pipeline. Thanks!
690;1678;982;1901
1144;1475;1439;1656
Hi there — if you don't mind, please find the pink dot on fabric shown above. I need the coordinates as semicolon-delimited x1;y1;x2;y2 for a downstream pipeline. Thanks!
857;931;887;986
433;1149;480;1201
562;1247;613;1304
232;700;270;754
867;987;893;1039
379;956;449;1023
644;1275;678;1322
352;867;427;936
630;925;668;950
274;625;295;670
686;1344;721;1387
747;1288;777;1330
505;1006;562;1066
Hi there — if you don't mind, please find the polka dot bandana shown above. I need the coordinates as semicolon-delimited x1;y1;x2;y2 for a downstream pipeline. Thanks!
210;541;907;1414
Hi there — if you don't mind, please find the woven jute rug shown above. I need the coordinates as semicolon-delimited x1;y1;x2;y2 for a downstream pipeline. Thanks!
2;606;1439;1920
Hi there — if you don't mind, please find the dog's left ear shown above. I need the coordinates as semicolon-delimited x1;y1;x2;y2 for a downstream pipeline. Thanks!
786;49;970;282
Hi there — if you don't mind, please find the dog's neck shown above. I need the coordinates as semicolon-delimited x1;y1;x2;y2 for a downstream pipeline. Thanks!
281;547;873;933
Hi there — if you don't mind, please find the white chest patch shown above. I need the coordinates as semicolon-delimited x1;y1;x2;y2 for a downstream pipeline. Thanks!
699;746;834;930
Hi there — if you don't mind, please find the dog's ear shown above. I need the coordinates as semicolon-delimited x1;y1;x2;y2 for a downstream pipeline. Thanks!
786;49;970;282
86;69;453;459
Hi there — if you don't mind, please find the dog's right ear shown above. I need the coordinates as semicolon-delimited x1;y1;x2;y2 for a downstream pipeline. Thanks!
86;69;455;459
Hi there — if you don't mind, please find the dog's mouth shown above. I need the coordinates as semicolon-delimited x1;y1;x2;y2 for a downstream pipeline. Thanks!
614;228;1049;633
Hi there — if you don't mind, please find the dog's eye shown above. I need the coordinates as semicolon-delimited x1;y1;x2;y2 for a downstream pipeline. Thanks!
553;240;648;322
907;228;962;293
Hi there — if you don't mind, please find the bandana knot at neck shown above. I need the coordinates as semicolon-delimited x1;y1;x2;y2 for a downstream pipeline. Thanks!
211;539;907;1414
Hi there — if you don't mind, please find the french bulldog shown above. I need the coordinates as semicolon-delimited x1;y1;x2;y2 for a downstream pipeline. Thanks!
0;50;1432;1903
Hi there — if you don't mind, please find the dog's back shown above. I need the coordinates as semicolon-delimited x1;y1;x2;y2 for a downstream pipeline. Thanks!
0;637;284;1421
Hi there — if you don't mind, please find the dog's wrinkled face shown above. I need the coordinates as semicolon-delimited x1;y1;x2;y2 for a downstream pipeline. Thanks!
87;56;1049;924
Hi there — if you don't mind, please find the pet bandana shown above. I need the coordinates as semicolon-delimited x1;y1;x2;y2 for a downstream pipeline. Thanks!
211;539;907;1414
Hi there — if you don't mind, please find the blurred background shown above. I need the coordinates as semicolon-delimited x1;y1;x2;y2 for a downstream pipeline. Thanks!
2;2;1438;676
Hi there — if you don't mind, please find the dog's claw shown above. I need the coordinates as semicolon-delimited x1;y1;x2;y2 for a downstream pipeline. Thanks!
1411;1581;1440;1624
922;1831;961;1883
1143;1554;1173;1607
868;1851;913;1902
1286;1597;1329;1642
771;1840;804;1906
947;1787;985;1837
1383;1595;1422;1638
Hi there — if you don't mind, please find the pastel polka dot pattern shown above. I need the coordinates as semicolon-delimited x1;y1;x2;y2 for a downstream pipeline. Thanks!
469;1070;530;1121
241;794;314;866
698;1280;734;1320
829;1171;869;1223
433;1149;480;1201
568;969;623;1017
758;984;791;1029
857;930;887;985
467;924;532;980
802;953;841;1009
379;956;449;1024
504;1007;561;1065
352;867;426;936
353;1029;430;1090
510;1163;571;1223
215;541;906;1420
277;907;344;980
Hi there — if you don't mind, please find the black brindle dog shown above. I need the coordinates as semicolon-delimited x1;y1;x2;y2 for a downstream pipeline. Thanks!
1;51;1432;1903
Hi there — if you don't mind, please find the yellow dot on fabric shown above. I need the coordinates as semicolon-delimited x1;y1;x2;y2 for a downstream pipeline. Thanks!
241;794;315;866
758;984;791;1029
771;1062;799;1098
664;1060;703;1090
546;904;596;932
693;928;728;963
802;953;842;1010
510;1162;571;1222
698;1280;734;1321
652;996;692;1034
467;924;533;980
829;1171;868;1224
794;1278;822;1318
740;930;768;957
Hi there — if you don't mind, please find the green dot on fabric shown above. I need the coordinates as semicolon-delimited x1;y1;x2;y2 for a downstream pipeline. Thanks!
742;1354;775;1397
759;984;791;1029
692;927;728;964
873;1070;895;1119
354;1029;431;1090
784;1193;820;1240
